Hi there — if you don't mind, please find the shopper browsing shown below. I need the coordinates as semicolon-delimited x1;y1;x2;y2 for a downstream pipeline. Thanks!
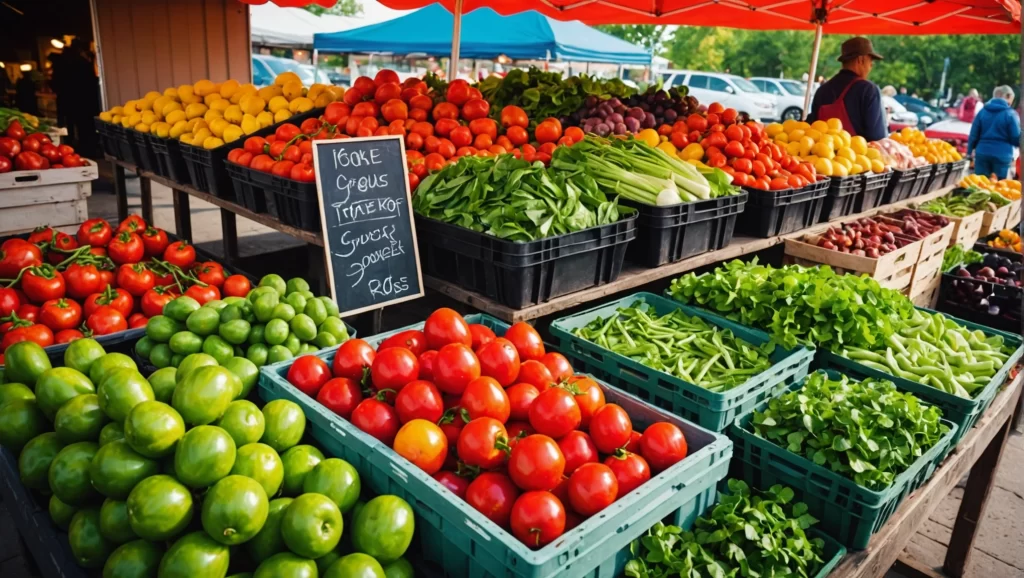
967;85;1021;179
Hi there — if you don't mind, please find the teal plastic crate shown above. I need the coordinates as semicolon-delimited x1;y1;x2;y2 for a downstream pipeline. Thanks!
818;308;1023;446
728;370;959;550
549;293;814;432
259;317;732;578
811;529;847;578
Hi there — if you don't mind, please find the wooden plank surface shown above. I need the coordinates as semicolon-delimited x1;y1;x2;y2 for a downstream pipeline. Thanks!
426;185;958;322
828;376;1023;578
108;156;324;247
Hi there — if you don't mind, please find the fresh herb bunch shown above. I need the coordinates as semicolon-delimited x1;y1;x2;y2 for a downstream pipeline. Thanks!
625;480;826;578
476;67;635;128
667;259;915;351
412;154;626;242
840;309;1013;399
573;303;774;393
942;244;984;272
753;371;949;490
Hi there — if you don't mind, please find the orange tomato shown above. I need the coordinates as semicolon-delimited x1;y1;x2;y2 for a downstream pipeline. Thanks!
787;175;807;188
473;134;493;149
535;121;562;144
388;119;407;136
411;122;435;137
707;102;725;115
557;136;574;147
495;136;513;150
409;108;428;122
356;127;373;137
358;117;379;133
489;145;508;155
424;153;446;172
538;142;557;155
455;146;476;157
393;419;447;475
381;99;408;123
450;126;473;148
506;126;529;146
657;124;673;136
564;126;585;144
769;177;791;190
469;118;498;139
500;105;529;128
732;158;753;174
409;94;434;111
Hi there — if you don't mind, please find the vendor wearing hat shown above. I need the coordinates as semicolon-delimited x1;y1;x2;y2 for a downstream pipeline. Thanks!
807;37;887;141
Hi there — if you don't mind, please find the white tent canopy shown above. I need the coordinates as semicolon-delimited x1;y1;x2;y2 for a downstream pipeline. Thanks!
250;1;410;48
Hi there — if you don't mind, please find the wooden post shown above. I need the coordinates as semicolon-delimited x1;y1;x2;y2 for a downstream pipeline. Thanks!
172;189;192;242
139;176;154;225
113;161;128;222
220;209;239;264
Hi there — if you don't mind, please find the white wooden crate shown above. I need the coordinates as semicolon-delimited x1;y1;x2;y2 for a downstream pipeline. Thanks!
0;161;97;235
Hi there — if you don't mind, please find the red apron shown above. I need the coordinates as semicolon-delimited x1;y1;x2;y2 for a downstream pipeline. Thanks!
817;79;864;136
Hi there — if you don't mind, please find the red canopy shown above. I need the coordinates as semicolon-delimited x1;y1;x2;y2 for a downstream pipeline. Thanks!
368;0;1020;34
237;0;336;7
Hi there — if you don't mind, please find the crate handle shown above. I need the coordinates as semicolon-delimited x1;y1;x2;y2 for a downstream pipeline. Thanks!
328;422;349;438
389;461;409;483
13;173;41;184
463;518;493;542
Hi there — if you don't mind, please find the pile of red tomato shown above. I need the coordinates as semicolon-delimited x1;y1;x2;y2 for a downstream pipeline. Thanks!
284;308;689;549
0;215;252;357
227;121;320;183
664;103;818;191
0;120;89;173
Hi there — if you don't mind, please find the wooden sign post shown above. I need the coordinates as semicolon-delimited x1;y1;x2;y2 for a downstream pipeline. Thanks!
312;135;423;319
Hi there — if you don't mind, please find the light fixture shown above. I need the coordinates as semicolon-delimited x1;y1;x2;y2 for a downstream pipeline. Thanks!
0;62;5;69
51;38;65;49
20;63;31;71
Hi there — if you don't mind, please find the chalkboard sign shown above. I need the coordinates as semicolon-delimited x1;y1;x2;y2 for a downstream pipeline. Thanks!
312;135;423;317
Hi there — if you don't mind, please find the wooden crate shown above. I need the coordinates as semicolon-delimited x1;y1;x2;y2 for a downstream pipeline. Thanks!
1004;199;1021;232
0;161;96;236
945;210;985;248
980;202;1014;237
911;280;941;308
783;234;922;294
909;221;955;291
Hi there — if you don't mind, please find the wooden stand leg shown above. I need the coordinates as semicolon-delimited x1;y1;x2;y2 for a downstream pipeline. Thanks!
220;209;239;264
113;162;128;221
140;177;154;225
172;189;192;242
942;413;1015;577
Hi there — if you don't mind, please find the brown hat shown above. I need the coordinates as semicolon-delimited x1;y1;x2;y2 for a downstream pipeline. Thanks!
838;37;883;62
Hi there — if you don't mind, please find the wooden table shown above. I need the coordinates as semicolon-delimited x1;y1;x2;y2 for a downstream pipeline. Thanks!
426;185;959;323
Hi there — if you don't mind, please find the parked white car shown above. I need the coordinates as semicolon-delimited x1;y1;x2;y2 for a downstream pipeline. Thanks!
658;70;778;121
881;96;920;132
749;77;809;121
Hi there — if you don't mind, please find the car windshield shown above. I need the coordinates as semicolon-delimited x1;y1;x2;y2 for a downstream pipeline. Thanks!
780;81;805;96
262;58;315;83
732;77;760;93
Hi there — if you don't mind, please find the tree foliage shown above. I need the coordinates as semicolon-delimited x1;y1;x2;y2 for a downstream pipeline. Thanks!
304;0;363;17
594;25;669;54
659;27;1019;100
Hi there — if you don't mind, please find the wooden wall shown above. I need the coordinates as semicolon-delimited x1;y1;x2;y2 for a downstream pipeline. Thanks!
93;0;251;108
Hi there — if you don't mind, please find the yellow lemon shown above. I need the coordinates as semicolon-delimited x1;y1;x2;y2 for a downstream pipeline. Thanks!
193;79;216;97
134;123;151;134
99;111;113;122
810;120;829;133
162;102;184;118
307;84;327;101
162;87;178;99
855;155;873;171
282;81;305;101
241;114;261;135
818;134;835;151
813;157;834;177
804;129;822;142
786;141;802;157
865;148;881;161
140;111;157;125
796;121;811;132
825;118;843;131
191;128;212;144
836;147;856;161
774;132;789;144
169;120;189;138
765;123;784;137
870;159;887;173
834;156;853;170
781;119;799;133
326;86;345;101
656;141;678;158
203;109;224;124
681;143;704;161
185;103;208;120
788;129;805;142
256;111;274;128
274;71;302;87
258;85;283;101
223;125;244;143
811;141;834;159
273;108;292;123
223;105;243;124
138;98;155;112
832;162;849;177
209;118;229;138
798;136;815;157
202;137;225;150
314;92;334;108
289;97;314;113
268;96;290;114
850;135;868;155
152;122;171;138
219;79;240;99
239;95;266;116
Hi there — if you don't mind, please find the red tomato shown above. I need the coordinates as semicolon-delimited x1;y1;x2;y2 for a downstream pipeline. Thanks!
54;329;84;344
640;423;688;472
457;417;509;469
191;262;224;288
511;491;565;549
445;80;472;106
438;408;467;448
534;121;561;144
465;472;520;528
107;232;144;265
163;240;196;268
517;360;555;391
39;298;82;331
433;471;471;500
417;350;437;381
139;227;169;257
528;387;581;439
371;347;420;392
568;463;618;516
0;288;19;318
589;404;633;454
505;323;545;362
21;266;65;303
87;305;127;336
63;263;102;300
460;376;510;423
449;126;473;148
2;324;54;350
140;287;175;318
316;377;363;420
499;105;529;128
116;263;156;297
0;240;43;279
468;324;496;350
721;108;739;124
351;394;401;445
558;431;599;475
475;338;520;387
423;308;471;350
184;284;219;305
604;451;651;496
332;338;376;381
128;313;148;329
394;379;445;424
409;94;433;112
461;98;490;121
507;433;565;492
222;275;251;298
116;215;147;236
76;218;113;248
567;375;605;429
539;352;572;383
433;343;481;396
84;287;133;318
506;383;540;422
287;355;333;397
377;329;428;357
686;114;708;132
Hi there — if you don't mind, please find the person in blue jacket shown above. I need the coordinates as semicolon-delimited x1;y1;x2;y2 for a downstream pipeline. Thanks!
968;85;1021;179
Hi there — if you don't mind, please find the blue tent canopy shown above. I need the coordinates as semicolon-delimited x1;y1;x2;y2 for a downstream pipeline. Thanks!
312;5;652;65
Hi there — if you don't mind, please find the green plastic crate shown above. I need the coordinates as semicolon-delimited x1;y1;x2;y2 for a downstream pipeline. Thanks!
811;529;847;578
259;316;732;578
728;370;959;550
549;292;815;432
817;308;1022;446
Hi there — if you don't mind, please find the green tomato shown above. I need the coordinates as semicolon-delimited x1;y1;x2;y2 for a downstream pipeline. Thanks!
89;353;137;388
324;553;385;578
319;317;350;342
54;393;109;444
381;558;414;578
231;443;284;498
3;341;52;387
98;422;124;447
169;354;185;368
318;297;340;319
290;314;317;342
219;303;244;324
175;353;219;386
217;400;265;446
203;299;227;311
158;531;229;577
260;399;306;452
313;331;338;349
186;307;221;337
253;292;280;323
36;366;96;420
267;345;293;364
280;493;342;559
202;475;269;546
174;425;237;488
169;331;204;356
0;399;49;452
283;334;301;355
246;498;294;564
351;496;415;564
63;338;106;377
69;508;114;569
285;277;310;295
97;368;154;423
90;439;160;499
172;366;239;426
147;367;177;404
272;303;296;322
134;336;155;361
18;432;64;491
49;495;78;531
285;293;307;313
149;344;173;369
0;381;34;406
126;475;194;541
202;335;235;365
298;290;315;301
102;540;164;578
259;274;287;296
280;444;325;496
99;498;137;544
303;458;361;514
163;296;201;322
223;357;259;398
222;296;246;305
264;319;289;345
123;401;185;459
255;553;317;578
146;315;182;343
248;323;267;345
49;441;101;506
304;299;328;326
219;319;252;345
247;343;270;367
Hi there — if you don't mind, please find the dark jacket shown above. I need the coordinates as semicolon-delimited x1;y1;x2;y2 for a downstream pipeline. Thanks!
967;98;1021;163
808;69;887;141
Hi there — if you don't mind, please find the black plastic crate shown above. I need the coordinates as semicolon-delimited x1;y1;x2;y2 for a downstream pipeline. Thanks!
623;193;746;267
272;177;322;231
226;162;269;213
109;123;139;165
928;163;952;194
127;129;157;173
149;135;190;185
414;214;637;308
93;117;116;157
856;171;894;212
820;175;866;222
936;293;1021;334
945;160;970;187
736;179;829;238
880;167;921;205
974;230;1022;258
909;164;936;198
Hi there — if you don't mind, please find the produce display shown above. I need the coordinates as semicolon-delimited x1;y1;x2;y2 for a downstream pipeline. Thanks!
98;72;343;148
134;275;349;370
765;118;889;177
986;229;1022;253
889;127;963;164
751;371;948;489
942;244;984;272
949;253;1022;288
0;216;244;356
0;107;53;136
571;304;774;392
574;87;700;137
944;251;1022;318
959;174;1021;201
0;119;88;173
625;480;827;578
883;209;951;239
917;190;1009;217
812;217;915;257
869;137;926;169
0;338;415;576
283;308;691;548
